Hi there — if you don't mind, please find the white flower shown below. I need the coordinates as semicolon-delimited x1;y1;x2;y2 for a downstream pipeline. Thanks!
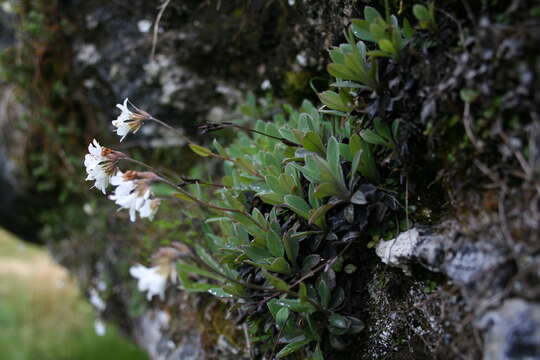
94;320;106;336
89;288;106;311
112;98;149;141
139;198;160;221
130;264;171;301
109;171;159;222
84;139;120;194
137;19;152;33
261;79;272;90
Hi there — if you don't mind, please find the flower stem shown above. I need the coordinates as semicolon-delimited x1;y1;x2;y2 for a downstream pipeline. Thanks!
157;176;265;230
149;117;192;144
150;117;263;178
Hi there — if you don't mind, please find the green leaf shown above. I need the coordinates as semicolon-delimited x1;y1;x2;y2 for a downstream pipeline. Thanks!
374;118;393;142
308;202;337;228
350;134;379;182
276;336;312;358
189;144;213;157
174;192;195;203
283;230;300;266
266;230;284;257
360;129;389;146
328;314;350;329
267;299;282;318
178;271;217;293
329;287;345;309
403;18;415;38
350;190;367;205
252;207;268;229
392;119;400;141
284;195;312;220
326;136;341;176
327;63;358;82
309;345;324;360
266;175;287;195
318;90;353;113
303;131;325;155
263;270;289;291
351;21;377;42
276;307;290;327
302;254;321;273
208;287;234;298
317;277;331;308
276;299;316;313
243;246;273;264
349;150;363;187
212;139;228;157
258;192;284;206
313;182;340;198
364;6;383;22
177;263;224;282
268;257;292;274
413;4;430;21
378;39;396;54
460;88;479;103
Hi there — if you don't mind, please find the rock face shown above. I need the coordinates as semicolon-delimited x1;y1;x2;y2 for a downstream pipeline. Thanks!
376;222;538;360
478;299;540;360
64;0;362;138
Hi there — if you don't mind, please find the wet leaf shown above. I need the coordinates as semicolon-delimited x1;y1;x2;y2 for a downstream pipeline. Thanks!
266;230;284;257
276;307;290;327
350;190;367;205
302;254;321;273
276;336;312;358
263;270;289;291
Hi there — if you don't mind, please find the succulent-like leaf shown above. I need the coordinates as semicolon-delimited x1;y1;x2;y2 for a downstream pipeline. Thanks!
276;336;312;358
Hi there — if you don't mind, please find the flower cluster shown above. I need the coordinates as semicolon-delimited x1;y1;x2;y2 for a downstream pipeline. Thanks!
84;139;124;194
129;246;184;300
84;99;160;221
109;170;160;222
112;98;151;141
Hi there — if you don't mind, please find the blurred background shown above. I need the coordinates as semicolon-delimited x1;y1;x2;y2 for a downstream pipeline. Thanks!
0;0;352;358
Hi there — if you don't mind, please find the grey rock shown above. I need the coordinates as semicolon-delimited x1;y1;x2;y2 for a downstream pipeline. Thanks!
477;299;540;360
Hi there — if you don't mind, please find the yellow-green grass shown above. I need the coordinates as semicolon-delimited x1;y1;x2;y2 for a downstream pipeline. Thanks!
0;228;148;360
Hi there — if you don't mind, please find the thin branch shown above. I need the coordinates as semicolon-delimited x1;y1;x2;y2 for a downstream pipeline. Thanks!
150;0;172;61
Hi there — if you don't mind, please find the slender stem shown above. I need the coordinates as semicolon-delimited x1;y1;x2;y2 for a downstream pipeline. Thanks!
149;117;192;144
233;124;300;147
150;117;263;178
258;242;353;308
180;177;228;189
122;157;169;179
157;176;265;230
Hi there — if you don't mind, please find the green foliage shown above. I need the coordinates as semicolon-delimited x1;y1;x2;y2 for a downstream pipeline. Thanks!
351;6;415;59
413;3;437;30
175;90;405;357
326;31;379;91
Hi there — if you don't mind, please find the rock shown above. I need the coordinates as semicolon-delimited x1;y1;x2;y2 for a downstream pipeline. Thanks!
375;228;420;275
134;309;204;360
477;299;540;360
376;225;516;300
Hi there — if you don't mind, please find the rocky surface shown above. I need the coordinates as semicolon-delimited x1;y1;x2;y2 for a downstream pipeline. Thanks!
376;222;537;360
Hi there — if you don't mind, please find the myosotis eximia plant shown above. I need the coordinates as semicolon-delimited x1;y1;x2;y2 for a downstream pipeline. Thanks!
84;5;421;356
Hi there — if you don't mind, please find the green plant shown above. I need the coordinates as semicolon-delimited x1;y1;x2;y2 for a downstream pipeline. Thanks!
413;3;437;30
351;6;415;59
326;30;379;91
85;10;410;359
